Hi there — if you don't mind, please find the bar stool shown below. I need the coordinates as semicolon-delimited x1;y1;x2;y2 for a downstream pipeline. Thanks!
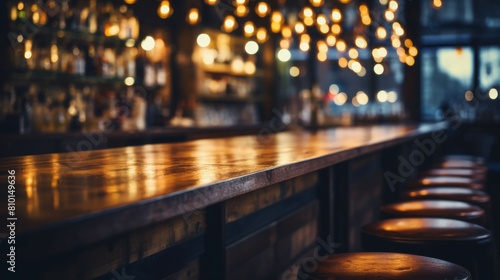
406;176;484;190
434;160;488;173
361;218;494;280
401;187;491;211
421;168;486;182
303;252;471;280
441;155;485;165
380;200;486;225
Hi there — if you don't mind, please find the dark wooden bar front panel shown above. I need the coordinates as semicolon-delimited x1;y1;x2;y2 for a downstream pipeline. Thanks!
0;123;448;279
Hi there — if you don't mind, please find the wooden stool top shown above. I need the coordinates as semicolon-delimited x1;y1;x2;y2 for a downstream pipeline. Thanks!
421;168;485;181
380;200;485;223
401;187;490;208
407;176;483;190
361;218;493;262
307;252;471;280
362;218;491;242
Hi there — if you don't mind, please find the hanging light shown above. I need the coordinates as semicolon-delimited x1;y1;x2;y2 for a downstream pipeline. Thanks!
294;22;305;34
348;48;359;59
233;0;248;5
310;0;324;7
186;8;200;25
157;0;173;19
243;21;255;37
222;15;237;32
235;5;249;17
336;39;346;52
270;11;283;33
256;27;268;43
271;11;284;24
326;34;336;46
432;0;443;9
376;26;387;39
331;9;342;22
355;36;368;48
124;0;137;4
205;0;219;6
281;25;292;38
255;2;270;17
316;14;328;26
331;24;342;35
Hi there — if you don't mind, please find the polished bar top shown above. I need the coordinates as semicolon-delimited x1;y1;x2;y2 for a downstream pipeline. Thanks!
0;123;447;256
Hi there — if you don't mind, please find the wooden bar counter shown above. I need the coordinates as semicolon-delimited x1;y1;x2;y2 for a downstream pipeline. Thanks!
0;123;448;279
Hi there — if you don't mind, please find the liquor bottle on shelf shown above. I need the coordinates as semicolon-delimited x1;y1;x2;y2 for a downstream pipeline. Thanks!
87;0;98;34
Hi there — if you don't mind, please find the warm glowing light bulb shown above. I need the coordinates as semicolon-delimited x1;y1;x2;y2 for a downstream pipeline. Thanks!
196;33;211;47
310;0;324;7
141;36;155;51
465;91;474;101
295;22;305;34
385;10;395;21
317;40;328;53
377;91;388;102
124;0;137;4
336;40;346;52
348;48;359;59
355;36;368;49
290;66;300;77
387;91;398;103
376;26;387;39
187;8;200;25
301;34;311;43
326;34;336;46
223;15;237;32
374;63;384;75
388;0;398;11
281;25;292;38
256;2;270;17
302;7;314;18
244;21;255;37
316;14;328;26
271;11;284;23
158;1;173;19
356;91;369;105
432;0;443;9
256;27;268;43
205;0;219;6
331;24;342;35
299;42;310;52
331;9;342;22
245;41;259;55
338;57;348;68
235;5;249;17
277;49;291;62
317;52;328;62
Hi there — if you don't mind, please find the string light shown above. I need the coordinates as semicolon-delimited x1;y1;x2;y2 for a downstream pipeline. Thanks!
157;0;173;19
243;21;255;37
222;15;237;32
186;8;200;25
255;2;270;17
310;0;324;7
205;0;219;5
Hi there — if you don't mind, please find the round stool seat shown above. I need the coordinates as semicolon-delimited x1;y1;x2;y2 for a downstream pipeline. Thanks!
361;218;493;264
380;200;485;224
306;252;471;280
401;187;491;210
442;155;485;165
421;168;485;181
435;160;487;172
407;176;483;190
